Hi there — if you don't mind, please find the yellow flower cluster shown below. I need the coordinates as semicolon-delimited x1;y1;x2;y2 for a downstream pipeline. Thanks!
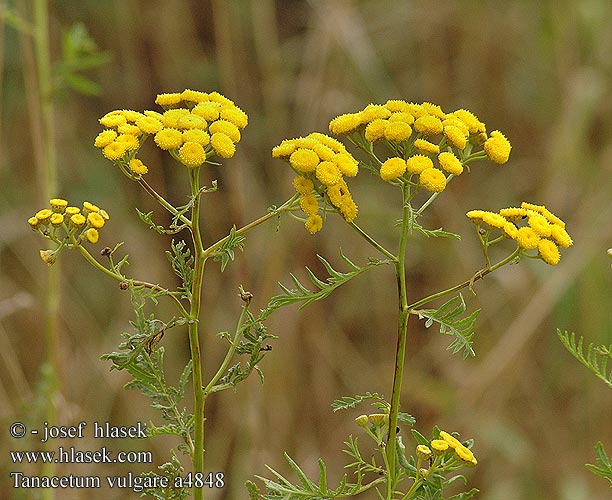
272;133;359;233
94;89;248;171
328;100;511;192
430;430;477;466
28;199;110;265
467;202;573;265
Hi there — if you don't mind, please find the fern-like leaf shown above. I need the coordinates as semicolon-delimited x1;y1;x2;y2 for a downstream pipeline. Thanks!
557;330;612;390
413;294;480;358
260;251;390;321
586;442;612;487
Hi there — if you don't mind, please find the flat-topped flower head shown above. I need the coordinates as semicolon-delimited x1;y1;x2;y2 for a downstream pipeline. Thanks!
468;202;571;265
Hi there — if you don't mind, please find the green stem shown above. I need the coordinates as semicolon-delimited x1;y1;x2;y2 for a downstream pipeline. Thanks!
187;167;206;500
137;177;192;227
72;238;189;318
202;300;250;395
407;247;521;311
386;183;412;499
348;221;398;262
203;194;299;258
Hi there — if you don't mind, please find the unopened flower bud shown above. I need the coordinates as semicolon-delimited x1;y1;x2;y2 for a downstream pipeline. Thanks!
367;414;388;427
416;444;432;460
354;415;369;428
39;249;56;267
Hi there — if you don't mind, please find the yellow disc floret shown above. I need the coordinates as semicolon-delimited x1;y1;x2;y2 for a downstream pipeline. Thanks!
154;128;183;150
178;142;207;167
380;157;407;181
210;132;236;158
419;168;446;192
289;148;319;173
438;152;463;175
484;130;511;164
538;239;561;265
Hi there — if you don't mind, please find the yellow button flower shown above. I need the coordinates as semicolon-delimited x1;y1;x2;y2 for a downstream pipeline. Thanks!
182;129;210;145
292;176;314;195
99;112;126;128
220;106;248;129
484;130;511;164
538;239;561;266
83;201;100;213
414;138;440;155
364;119;388;142
339;195;358;222
209;120;241;143
384;121;412;142
438;152;463;175
439;431;463;449
334;153;359;177
210;132;236;158
419;168;446;192
154;128;183;150
94;129;118;148
50;213;64;226
28;216;40;228
414;115;443;136
304;214;323;234
430;439;449;453
179;142;207;167
192;102;221;121
102;141;127;161
70;213;86;227
129;158;149;175
380;157;407;181
85;228;99;244
329;113;362;135
315;161;342;186
155;92;183;107
313;143;335;161
272;140;296;159
50;198;68;212
455;444;477;465
289;148;319;173
299;194;319;216
135;116;164;135
115;134;140;152
516;226;540;250
406;154;434;174
176;114;208;130
87;212;106;229
36;209;53;221
550;225;573;248
443;125;468;150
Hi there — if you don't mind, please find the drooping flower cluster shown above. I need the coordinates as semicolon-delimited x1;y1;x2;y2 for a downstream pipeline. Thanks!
28;199;110;265
467;202;573;265
328;100;511;193
272;132;360;234
94;89;248;172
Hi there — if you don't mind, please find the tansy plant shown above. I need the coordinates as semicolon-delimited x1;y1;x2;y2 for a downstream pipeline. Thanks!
29;92;573;500
29;89;307;500
246;100;573;500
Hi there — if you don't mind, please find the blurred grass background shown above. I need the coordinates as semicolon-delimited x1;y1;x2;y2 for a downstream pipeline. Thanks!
1;0;611;499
